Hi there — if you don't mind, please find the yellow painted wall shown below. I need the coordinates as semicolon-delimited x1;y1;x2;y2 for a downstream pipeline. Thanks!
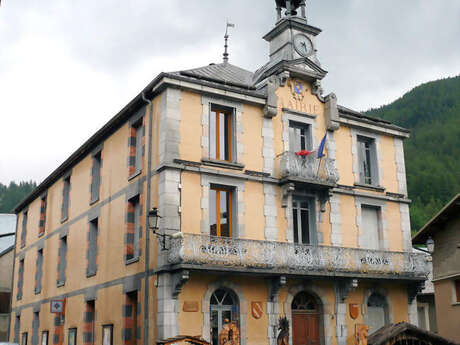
335;127;354;186
181;172;202;235
340;194;358;248
379;136;398;193
241;103;264;172
179;91;202;162
385;202;403;251
244;181;265;241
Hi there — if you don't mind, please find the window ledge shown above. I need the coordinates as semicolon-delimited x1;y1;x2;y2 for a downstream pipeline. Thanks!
89;197;99;206
60;216;68;224
86;271;97;278
34;288;41;295
128;170;142;181
201;159;244;170
125;257;140;265
354;183;385;192
56;281;65;288
38;232;45;238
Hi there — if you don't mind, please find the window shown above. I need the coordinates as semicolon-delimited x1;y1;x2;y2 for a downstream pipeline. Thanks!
123;292;138;345
357;136;378;185
33;312;40;344
68;328;77;345
22;332;28;345
102;325;113;345
210;105;233;162
210;289;239;345
35;249;43;294
292;197;315;245
289;121;312;152
455;279;460;303
87;219;98;277
0;292;11;313
90;151;102;203
21;210;28;248
61;176;71;222
367;293;388;334
361;205;382;250
129;120;144;177
209;186;233;237
39;194;47;237
41;331;49;345
57;236;67;286
14;315;21;343
17;259;24;300
83;301;95;345
126;196;141;262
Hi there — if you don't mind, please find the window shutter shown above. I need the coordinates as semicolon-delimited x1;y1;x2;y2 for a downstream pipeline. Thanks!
135;126;143;172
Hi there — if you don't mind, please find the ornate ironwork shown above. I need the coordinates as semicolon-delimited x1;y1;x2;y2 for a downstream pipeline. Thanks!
276;152;339;184
168;234;429;279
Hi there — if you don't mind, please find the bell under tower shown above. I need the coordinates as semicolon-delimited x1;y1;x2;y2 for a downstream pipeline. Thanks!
253;0;327;85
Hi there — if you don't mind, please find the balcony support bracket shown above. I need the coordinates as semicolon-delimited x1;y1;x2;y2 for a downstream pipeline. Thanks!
172;270;190;299
269;275;287;301
407;281;425;303
335;279;358;303
281;183;295;208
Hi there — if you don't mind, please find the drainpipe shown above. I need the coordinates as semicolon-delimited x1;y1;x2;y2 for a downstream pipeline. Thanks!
142;91;153;345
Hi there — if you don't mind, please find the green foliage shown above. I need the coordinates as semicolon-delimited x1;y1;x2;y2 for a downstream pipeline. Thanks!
366;75;460;233
0;181;37;213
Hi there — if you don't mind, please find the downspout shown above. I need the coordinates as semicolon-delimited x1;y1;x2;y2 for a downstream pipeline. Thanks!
142;92;153;345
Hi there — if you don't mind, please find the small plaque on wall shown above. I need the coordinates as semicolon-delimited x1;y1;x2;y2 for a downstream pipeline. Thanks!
183;301;199;312
349;303;359;319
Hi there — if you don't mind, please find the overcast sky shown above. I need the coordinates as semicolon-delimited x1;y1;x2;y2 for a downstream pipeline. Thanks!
0;0;459;185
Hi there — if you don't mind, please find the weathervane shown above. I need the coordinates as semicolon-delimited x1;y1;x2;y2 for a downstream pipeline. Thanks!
223;20;235;64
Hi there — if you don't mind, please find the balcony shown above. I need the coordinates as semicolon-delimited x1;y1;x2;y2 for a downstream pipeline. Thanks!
166;234;429;280
275;152;339;186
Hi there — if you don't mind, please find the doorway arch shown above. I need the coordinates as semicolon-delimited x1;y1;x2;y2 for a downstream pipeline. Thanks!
210;288;239;345
291;292;321;345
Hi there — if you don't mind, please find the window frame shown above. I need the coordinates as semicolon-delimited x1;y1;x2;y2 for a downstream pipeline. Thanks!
57;235;67;287
20;210;28;248
90;150;102;204
289;120;313;153
17;258;24;300
61;175;71;223
454;279;460;304
67;328;77;345
35;248;44;294
126;195;141;264
41;330;49;345
292;195;316;245
86;218;98;277
209;185;234;238
357;135;379;186
128;117;144;179
209;104;235;163
360;204;383;251
39;193;47;237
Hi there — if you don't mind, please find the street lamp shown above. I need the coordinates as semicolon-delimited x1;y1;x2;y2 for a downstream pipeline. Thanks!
148;208;169;251
426;237;435;254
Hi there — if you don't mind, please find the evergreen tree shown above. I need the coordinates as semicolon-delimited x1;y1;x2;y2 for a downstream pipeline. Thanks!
0;181;37;213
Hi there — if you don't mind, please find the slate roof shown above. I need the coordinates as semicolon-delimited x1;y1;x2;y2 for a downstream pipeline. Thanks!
177;63;255;88
368;322;458;345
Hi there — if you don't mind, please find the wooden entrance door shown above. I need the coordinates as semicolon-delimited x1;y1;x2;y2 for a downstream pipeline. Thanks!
292;292;321;345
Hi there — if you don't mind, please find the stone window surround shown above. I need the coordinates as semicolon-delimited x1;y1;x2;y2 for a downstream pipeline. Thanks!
283;284;333;345
201;95;244;166
362;287;394;326
202;280;248;345
350;129;383;188
200;174;245;238
355;196;389;251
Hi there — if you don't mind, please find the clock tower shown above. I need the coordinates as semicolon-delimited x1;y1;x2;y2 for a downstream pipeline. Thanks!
254;0;327;85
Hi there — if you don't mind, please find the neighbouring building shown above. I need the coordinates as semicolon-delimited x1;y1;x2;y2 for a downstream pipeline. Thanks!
413;194;460;343
0;214;16;341
414;250;437;334
10;2;429;345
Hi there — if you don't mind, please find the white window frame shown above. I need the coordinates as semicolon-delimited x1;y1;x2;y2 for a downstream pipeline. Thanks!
351;129;383;188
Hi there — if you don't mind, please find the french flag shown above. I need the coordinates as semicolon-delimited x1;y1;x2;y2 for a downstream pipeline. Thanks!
295;132;327;158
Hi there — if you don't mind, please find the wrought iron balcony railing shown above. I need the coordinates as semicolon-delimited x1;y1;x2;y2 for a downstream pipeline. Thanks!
275;152;339;184
167;234;429;279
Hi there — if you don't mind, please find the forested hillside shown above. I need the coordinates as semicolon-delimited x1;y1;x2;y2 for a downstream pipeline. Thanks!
0;181;37;213
366;76;460;232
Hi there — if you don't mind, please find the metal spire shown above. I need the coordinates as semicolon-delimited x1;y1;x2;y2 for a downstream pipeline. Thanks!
223;21;235;64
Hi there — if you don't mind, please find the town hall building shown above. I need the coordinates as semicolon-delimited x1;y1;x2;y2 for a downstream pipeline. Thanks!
10;1;429;345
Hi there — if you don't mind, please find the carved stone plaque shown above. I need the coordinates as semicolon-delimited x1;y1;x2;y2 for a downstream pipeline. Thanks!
183;301;199;312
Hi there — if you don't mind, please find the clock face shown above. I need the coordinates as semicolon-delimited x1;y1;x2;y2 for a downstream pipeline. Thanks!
293;34;313;57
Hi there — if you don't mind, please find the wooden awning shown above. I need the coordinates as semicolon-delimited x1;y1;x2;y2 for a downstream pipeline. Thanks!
368;322;459;345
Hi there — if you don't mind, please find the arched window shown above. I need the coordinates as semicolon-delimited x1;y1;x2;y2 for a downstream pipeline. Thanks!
291;292;321;345
367;293;389;335
210;288;239;345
